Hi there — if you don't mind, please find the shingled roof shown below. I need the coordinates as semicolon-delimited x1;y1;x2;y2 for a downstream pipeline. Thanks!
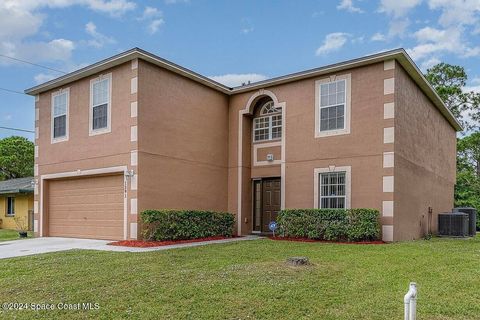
0;177;34;195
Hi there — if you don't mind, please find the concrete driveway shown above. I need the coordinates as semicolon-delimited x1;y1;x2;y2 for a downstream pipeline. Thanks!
0;236;260;259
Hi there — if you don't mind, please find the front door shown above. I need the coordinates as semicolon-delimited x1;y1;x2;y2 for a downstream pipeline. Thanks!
253;178;281;233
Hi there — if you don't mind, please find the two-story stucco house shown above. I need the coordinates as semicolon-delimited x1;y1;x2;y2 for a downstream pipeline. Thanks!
25;48;461;242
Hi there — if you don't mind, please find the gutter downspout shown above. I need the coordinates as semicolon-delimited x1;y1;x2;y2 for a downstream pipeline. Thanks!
404;282;417;320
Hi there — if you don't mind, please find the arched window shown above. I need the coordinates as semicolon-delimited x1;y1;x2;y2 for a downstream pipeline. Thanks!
253;100;282;142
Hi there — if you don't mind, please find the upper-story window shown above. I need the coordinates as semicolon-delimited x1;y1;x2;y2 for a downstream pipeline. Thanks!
315;74;351;138
51;88;69;143
320;80;345;131
253;101;282;142
90;74;111;135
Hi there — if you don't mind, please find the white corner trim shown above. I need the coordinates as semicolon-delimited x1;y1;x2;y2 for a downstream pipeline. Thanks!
35;127;39;140
130;101;138;118
34;180;39;195
383;151;394;168
384;78;395;95
35;95;40;102
34;164;39;176
130;150;138;166
130;125;138;142
35;108;39;121
130;222;138;239
89;73;112;136
130;198;137;215
34;201;39;214
131;77;138;94
314;73;351;138
131;174;138;190
382;200;394;217
383;176;394;193
384;102;394;119
131;58;138;70
382;225;394;242
384;60;395;71
50;88;70;144
253;141;282;166
33;219;38;232
34;146;39;158
280;101;286;210
39;165;129;239
383;127;394;144
313;166;351;209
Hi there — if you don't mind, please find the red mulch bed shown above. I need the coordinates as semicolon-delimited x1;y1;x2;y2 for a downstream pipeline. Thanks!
269;236;385;245
108;236;240;248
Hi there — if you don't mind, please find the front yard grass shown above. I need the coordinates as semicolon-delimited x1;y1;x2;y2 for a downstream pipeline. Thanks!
0;237;479;319
0;229;33;242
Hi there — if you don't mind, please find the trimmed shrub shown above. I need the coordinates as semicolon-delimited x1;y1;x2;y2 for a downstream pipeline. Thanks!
277;208;380;241
141;209;235;241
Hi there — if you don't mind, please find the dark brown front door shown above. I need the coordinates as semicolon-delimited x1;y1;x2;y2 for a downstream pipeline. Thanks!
262;178;281;232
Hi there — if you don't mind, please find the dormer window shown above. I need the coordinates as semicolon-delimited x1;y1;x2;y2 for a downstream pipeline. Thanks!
253;100;282;142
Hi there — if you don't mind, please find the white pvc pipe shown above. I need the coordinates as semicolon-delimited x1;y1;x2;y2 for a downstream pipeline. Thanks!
404;282;417;320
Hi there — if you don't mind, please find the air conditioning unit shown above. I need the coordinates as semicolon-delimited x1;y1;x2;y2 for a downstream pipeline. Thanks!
266;154;274;161
452;207;478;236
438;212;469;237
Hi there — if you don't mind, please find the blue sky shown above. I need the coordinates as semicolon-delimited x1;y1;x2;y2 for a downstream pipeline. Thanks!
1;0;479;140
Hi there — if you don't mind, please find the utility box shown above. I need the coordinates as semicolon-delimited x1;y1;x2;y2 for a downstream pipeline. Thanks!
452;207;477;236
438;212;469;237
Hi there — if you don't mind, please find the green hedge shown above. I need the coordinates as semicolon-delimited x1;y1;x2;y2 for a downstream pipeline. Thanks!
141;209;235;241
277;208;380;241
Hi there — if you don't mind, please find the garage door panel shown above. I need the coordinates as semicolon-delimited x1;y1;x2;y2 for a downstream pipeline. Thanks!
48;174;124;240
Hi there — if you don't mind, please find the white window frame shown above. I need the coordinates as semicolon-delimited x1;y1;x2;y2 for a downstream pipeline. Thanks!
6;196;15;216
315;74;351;138
253;102;282;143
89;73;112;136
313;166;351;209
50;88;70;144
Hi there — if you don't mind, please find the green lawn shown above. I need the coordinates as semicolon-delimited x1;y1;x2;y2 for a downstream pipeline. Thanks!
0;229;33;242
0;237;479;319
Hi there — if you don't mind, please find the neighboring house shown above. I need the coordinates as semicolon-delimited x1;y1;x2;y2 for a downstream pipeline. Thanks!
0;177;34;231
24;48;460;242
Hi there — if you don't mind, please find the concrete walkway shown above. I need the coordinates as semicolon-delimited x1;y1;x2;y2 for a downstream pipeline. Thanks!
0;236;261;259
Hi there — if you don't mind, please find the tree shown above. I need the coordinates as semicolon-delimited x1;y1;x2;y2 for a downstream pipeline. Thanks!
425;62;480;131
0;136;34;180
455;133;480;228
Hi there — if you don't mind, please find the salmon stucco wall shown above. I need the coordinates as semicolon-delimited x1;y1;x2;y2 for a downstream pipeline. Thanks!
228;62;391;235
34;61;136;238
393;65;457;240
136;60;230;232
0;194;34;230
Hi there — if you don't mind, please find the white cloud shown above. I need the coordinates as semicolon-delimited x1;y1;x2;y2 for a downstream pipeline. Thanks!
420;57;441;70
315;32;350;56
34;73;57;84
164;0;189;4
388;19;410;38
3;114;12;121
0;0;135;69
371;32;386;41
85;22;115;48
148;19;164;34
428;0;480;27
208;74;268;87
138;6;164;34
408;26;480;61
378;0;422;17
337;0;364;13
